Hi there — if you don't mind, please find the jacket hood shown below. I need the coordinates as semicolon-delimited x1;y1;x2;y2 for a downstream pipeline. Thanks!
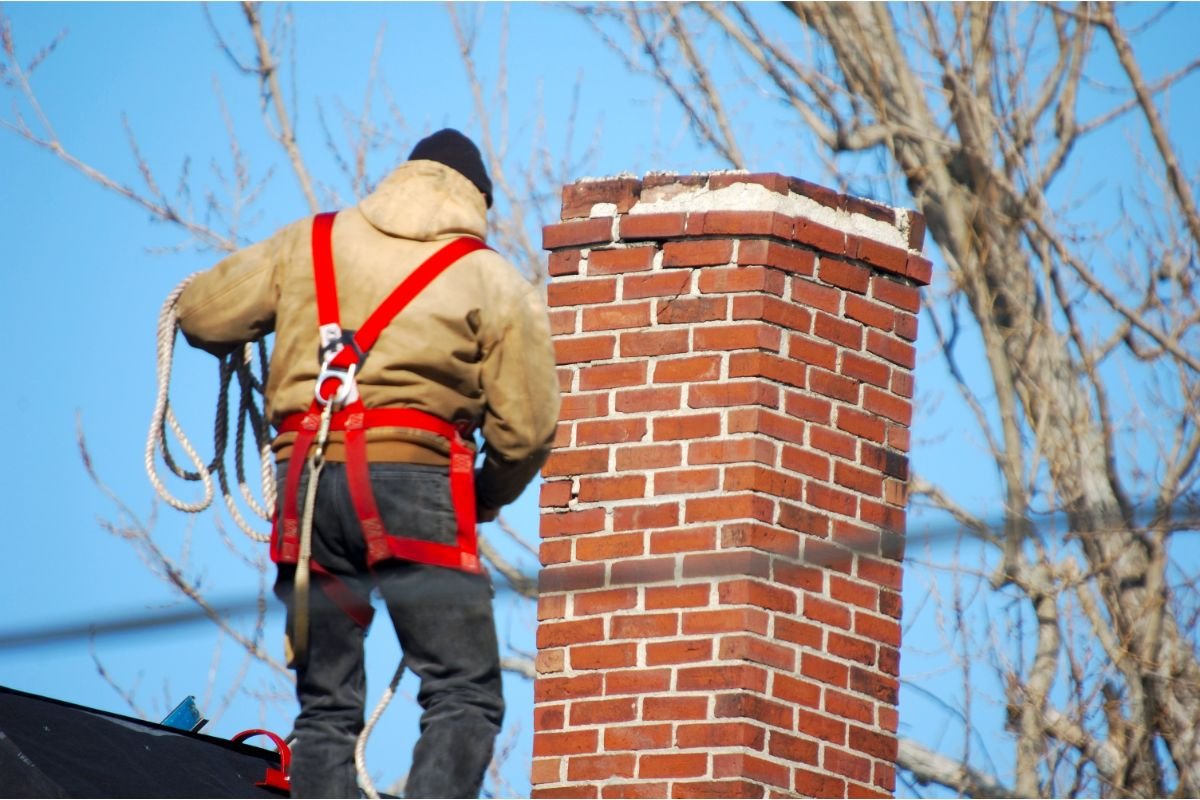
359;160;488;242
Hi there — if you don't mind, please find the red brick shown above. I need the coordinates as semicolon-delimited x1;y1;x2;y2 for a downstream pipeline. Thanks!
582;302;653;332
863;386;911;426
645;638;713;666
561;177;640;218
888;425;910;452
714;692;793;729
682;548;772;578
663;239;735;267
657;295;728;325
835;462;884;496
874;762;897;793
615;443;682;471
818;257;869;293
858;556;902;591
560;392;609;421
827;632;877;666
602;784;671;799
570;642;639;670
718;634;797;671
589;246;657;274
824;689;874;724
774;617;822;649
610;612;679;639
621;329;689;357
906;253;933;285
611;557;675;585
720;522;800;558
774;553;826;589
802;652;849;688
540;539;571;565
535;704;565;731
866;329;915;369
612;502;680;531
653;413;722;441
809;426;857;459
689;381;779;410
678;722;765;750
732;294;812;331
538;618;605;648
653;355;722;383
573;587;639;616
792;219;847;255
713;753;790;789
841;352;891;389
638;752;709;779
694;323;781;353
786;334;836;371
541;480;572;508
781;446;830;480
540;563;606;593
870;276;920;312
806;539;853;574
813;312;863;349
535;673;604;703
906;211;927;250
615;385;682;413
791;278;841;314
710;171;791;194
829;575;880;611
540;506;604;537
605;724;675;752
534;728;600;757
654;468;720;495
722;465;803;500
549;250;581;277
737;239;815;275
683;607;769;636
550;307;577;337
806;484;859;518
624;271;692;299
850;666;899;704
579;360;647;390
895;311;918;341
849;727;897;761
695;209;776;236
645;584;711;610
768;731;818;765
679;665;769;694
644;695;710;721
728;351;806;389
605;668;673;696
809;368;860;403
772;673;821;707
544;217;614;249
671;780;763;799
796;709;847;745
688;437;776;466
879;589;902;619
578;475;647;502
824;747;871;783
619;212;686;241
542;448;609;478
684;493;775;524
855;613;901;648
531;787;596;799
878;699;899;731
577;418;647;446
794;768;846;798
844;294;896;331
718;578;798;614
650;527;718;554
784;391;832;424
567;753;637;781
699;266;786;296
854;238;908;276
575;532;645;561
548;278;618;308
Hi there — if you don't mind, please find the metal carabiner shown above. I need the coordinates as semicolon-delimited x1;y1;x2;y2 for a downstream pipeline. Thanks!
315;361;359;407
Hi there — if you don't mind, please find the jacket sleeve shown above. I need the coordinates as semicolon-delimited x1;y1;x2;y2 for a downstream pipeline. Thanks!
475;283;561;511
175;232;284;357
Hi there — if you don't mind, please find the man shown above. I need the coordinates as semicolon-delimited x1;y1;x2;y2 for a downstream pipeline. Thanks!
176;129;560;798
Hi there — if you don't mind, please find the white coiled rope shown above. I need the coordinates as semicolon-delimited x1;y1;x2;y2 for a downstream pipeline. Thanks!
145;275;276;540
147;275;398;796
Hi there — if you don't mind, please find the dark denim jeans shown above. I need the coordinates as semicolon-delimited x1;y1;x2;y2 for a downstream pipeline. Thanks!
275;462;504;799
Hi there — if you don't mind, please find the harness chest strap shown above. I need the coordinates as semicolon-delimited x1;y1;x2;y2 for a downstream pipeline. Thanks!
272;212;490;586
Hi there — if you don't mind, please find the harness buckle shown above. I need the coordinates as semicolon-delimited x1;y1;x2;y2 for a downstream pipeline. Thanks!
315;360;359;407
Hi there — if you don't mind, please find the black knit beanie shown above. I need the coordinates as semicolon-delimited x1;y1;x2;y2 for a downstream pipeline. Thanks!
407;128;493;208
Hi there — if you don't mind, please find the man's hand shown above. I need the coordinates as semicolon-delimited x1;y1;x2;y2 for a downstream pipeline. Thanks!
477;505;500;524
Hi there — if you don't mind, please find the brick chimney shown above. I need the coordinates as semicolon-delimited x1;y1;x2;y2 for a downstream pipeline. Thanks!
533;172;930;799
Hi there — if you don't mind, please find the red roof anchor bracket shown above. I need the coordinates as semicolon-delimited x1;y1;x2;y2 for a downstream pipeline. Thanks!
232;728;292;794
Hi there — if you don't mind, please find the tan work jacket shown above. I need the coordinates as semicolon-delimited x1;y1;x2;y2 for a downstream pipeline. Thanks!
176;160;560;510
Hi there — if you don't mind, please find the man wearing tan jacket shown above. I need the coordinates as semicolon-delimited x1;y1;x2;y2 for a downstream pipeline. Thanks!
176;129;560;798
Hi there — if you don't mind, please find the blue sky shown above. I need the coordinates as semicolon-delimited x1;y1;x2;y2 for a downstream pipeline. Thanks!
2;3;1198;797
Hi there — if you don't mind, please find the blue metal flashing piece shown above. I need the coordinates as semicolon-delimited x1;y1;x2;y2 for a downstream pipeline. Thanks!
160;695;207;733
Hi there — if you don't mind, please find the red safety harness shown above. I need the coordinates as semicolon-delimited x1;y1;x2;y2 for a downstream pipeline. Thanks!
271;212;488;627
